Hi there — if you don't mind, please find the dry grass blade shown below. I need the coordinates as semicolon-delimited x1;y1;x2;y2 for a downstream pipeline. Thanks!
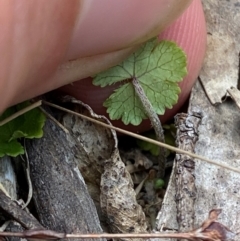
43;100;240;175
0;230;223;240
1;100;238;174
0;100;42;126
0;209;235;240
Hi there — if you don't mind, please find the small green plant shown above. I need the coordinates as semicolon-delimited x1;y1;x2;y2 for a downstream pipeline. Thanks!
0;101;46;157
93;38;187;125
154;178;165;190
93;38;187;176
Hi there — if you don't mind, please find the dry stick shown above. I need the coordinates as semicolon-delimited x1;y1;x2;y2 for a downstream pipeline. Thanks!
0;221;10;232
43;100;240;174
0;210;232;240
0;230;205;240
20;141;33;209
0;100;42;126
132;77;166;177
1;100;239;174
0;189;44;230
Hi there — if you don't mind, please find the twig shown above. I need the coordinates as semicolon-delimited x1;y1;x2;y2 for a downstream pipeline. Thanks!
0;231;195;240
132;77;166;177
43;100;240;174
0;100;42;126
20;141;33;209
0;189;44;230
0;209;234;240
0;221;11;232
1;99;239;174
1;99;239;175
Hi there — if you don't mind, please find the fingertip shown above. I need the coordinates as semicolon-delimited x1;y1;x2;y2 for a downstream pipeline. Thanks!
67;0;192;59
60;0;207;133
158;0;207;117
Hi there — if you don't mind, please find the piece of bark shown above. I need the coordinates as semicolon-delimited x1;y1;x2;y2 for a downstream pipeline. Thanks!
59;99;148;240
100;149;147;239
26;117;105;241
5;221;28;241
156;111;202;241
227;87;240;110
156;1;240;238
59;100;116;231
157;79;240;241
0;156;28;241
0;156;17;200
189;80;240;239
174;112;201;233
200;0;240;104
0;189;43;230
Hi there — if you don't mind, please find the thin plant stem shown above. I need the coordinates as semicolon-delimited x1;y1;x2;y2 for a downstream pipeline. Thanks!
132;77;166;177
43;100;240;175
0;209;231;240
39;107;69;134
1;99;237;174
0;230;205;240
0;100;42;126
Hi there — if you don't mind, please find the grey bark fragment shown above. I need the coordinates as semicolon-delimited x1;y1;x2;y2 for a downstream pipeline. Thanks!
200;0;240;104
0;156;17;200
0;189;43;230
156;80;240;240
174;112;202;232
26;118;105;241
189;81;240;240
227;87;240;110
5;222;27;241
156;111;202;241
100;149;147;241
156;1;240;238
0;156;27;241
60;99;147;241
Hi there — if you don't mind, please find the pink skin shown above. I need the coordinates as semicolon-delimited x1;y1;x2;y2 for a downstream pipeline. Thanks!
66;0;193;59
60;0;207;132
0;0;206;133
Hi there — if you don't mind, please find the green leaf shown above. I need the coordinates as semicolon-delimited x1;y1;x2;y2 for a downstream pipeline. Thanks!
93;39;187;125
103;83;147;125
13;102;46;139
0;101;46;157
0;142;24;158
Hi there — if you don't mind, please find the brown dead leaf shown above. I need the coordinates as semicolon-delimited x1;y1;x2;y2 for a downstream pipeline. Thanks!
193;209;235;241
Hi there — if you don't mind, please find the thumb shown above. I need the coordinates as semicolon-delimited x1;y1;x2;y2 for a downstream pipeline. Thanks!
60;0;206;133
0;0;192;113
